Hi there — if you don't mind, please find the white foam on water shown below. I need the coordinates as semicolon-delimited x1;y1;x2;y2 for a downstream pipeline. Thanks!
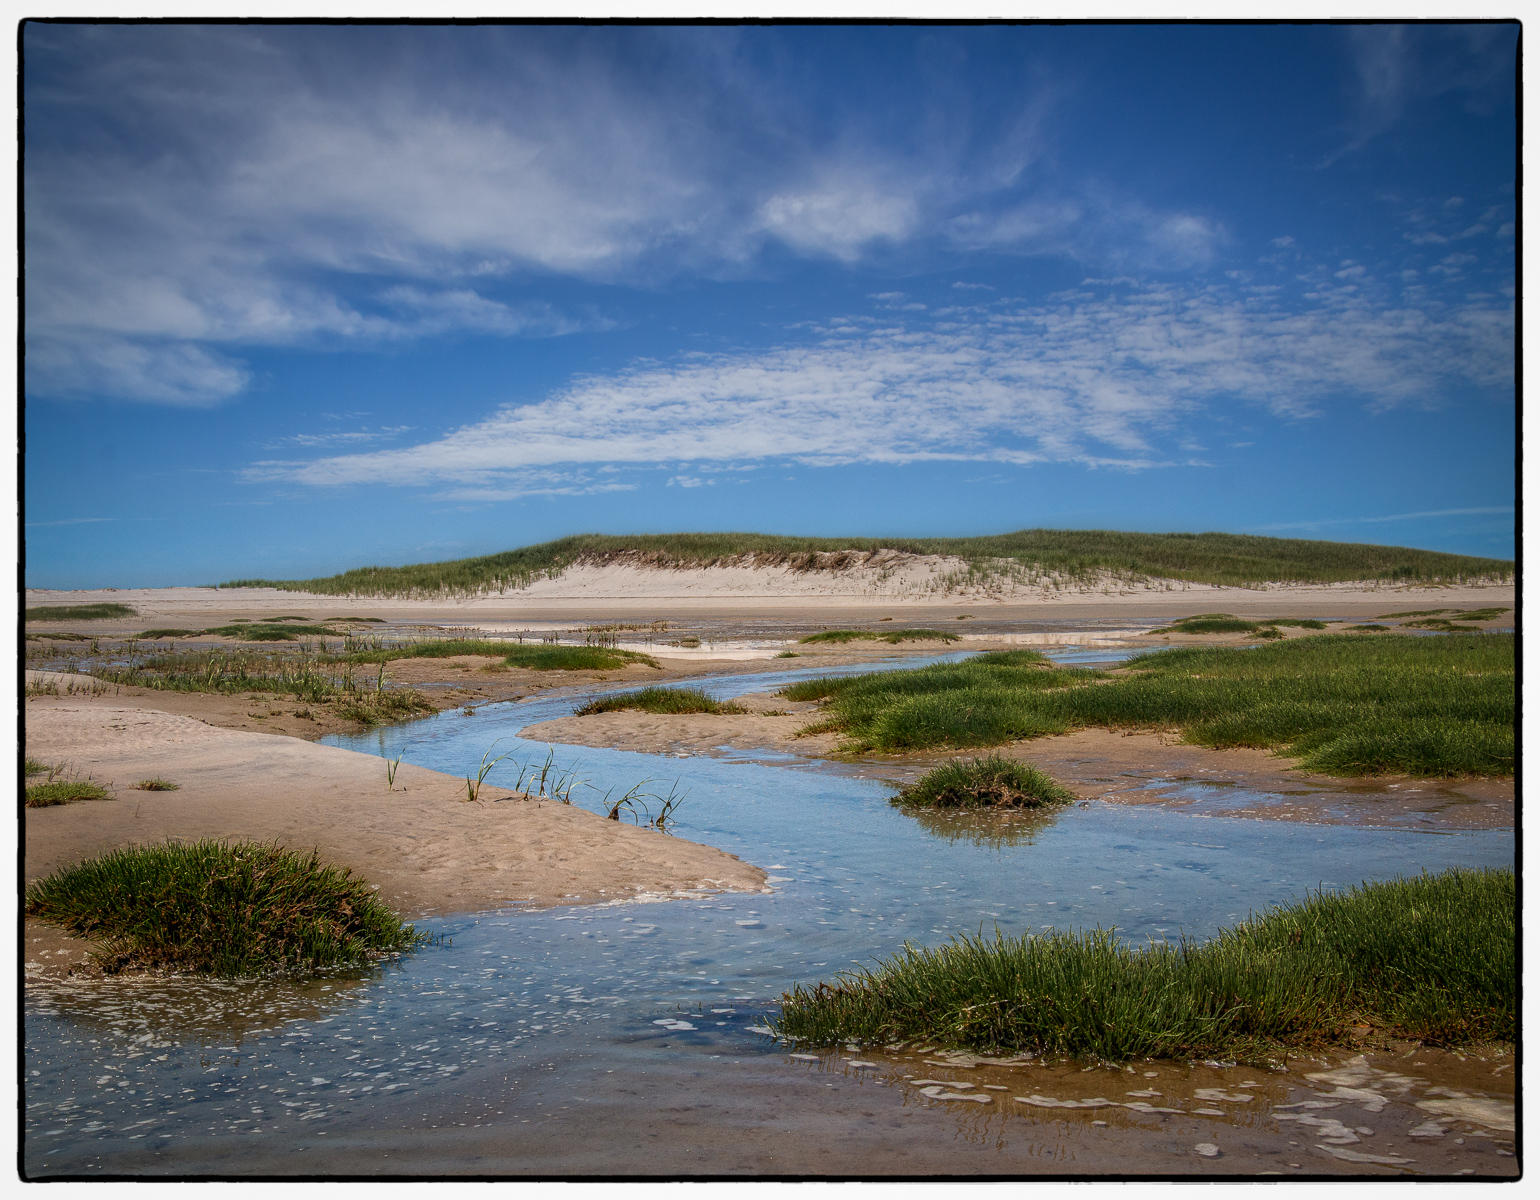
1415;1096;1515;1133
1194;1088;1255;1103
1194;1143;1220;1157
1315;1146;1414;1166
919;1086;991;1103
1015;1094;1116;1109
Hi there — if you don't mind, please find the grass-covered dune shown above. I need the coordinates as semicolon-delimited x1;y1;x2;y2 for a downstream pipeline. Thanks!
782;634;1514;777
219;530;1514;597
773;868;1515;1063
25;840;427;978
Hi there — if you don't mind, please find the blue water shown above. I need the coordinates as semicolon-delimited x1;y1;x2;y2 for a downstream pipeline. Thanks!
23;648;1514;1175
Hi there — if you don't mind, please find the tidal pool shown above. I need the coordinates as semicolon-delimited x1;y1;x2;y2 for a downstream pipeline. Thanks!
23;651;1516;1177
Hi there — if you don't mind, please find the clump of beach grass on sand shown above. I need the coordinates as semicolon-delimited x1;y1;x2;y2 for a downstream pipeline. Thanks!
574;686;746;716
773;867;1514;1064
24;840;428;977
799;628;960;645
893;756;1075;810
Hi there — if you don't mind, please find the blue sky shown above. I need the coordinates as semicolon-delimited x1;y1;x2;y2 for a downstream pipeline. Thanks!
22;21;1517;588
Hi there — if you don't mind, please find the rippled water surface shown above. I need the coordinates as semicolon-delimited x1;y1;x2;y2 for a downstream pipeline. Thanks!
25;650;1515;1177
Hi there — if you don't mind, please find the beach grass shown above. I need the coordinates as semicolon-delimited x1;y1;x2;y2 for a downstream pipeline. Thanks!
502;645;660;671
773;867;1515;1063
219;529;1514;597
132;778;181;791
25;603;136;621
800;628;961;645
24;840;428;977
25;778;114;807
574;686;747;716
95;649;435;726
782;634;1513;777
892;756;1076;809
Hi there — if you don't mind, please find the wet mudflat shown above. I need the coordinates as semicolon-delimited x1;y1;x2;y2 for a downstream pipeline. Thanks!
23;650;1516;1177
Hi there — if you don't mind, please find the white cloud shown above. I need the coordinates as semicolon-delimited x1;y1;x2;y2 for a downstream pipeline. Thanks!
249;272;1512;495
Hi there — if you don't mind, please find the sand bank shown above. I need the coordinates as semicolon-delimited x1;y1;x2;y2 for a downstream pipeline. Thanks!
23;573;1515;630
23;696;767;953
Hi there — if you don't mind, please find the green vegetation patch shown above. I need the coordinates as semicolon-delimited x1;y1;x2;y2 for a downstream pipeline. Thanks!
95;650;435;727
133;778;180;792
221;529;1513;597
201;622;347;641
500;644;659;671
784;635;1513;777
25;840;427;977
1160;614;1260;634
1260;618;1329;629
25;603;136;621
1347;624;1390;632
574;686;747;716
331;637;526;664
893;756;1075;810
774;868;1515;1063
25;779;113;807
799;628;962;645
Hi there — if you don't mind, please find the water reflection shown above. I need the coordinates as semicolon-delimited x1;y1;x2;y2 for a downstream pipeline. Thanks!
896;804;1066;849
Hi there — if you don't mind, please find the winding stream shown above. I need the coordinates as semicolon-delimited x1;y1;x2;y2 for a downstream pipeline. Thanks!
23;649;1517;1177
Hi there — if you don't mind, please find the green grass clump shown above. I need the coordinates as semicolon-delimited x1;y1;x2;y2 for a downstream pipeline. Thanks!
893;756;1075;809
219;529;1513;597
201;622;345;641
24;757;49;778
133;778;180;792
773;868;1515;1063
25;840;428;978
95;650;435;726
1260;618;1328;629
25;779;113;807
133;628;195;639
787;634;1512;776
574;686;747;716
800;629;961;645
1162;615;1260;634
1348;624;1390;632
501;645;659;671
25;603;136;621
330;637;527;664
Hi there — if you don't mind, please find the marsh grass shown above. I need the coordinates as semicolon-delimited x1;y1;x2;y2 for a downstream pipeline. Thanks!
221;529;1513;597
784;635;1512;777
574;686;747;716
1348;624;1390;631
773;867;1514;1063
501;645;659;671
25;603;136;621
24;840;427;977
799;628;961;645
95;649;434;727
25;778;113;807
893;756;1076;809
133;778;180;791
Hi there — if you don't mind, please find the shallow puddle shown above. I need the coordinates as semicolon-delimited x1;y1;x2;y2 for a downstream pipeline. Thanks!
24;649;1516;1177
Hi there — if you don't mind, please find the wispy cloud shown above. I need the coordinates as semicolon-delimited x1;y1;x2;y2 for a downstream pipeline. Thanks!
1256;506;1514;533
1323;24;1516;166
250;265;1512;494
23;25;1246;407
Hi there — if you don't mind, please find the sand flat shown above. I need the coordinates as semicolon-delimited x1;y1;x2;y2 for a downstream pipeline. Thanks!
23;698;767;932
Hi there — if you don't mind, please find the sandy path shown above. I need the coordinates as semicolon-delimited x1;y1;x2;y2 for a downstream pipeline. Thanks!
23;701;767;929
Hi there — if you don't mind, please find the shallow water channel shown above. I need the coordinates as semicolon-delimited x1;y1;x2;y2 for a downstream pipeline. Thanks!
24;650;1517;1177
